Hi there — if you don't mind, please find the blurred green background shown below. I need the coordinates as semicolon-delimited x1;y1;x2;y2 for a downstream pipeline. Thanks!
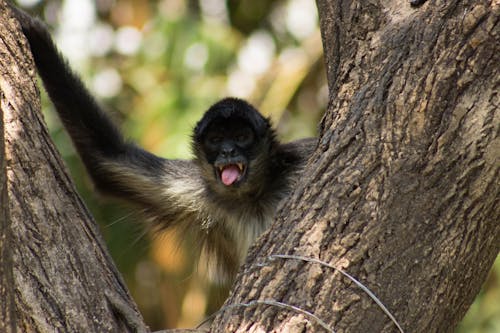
15;0;499;331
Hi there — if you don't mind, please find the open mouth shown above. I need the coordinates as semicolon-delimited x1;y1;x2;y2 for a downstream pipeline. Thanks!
216;162;246;186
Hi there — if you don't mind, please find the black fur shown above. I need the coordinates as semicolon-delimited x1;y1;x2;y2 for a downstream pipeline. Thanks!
409;0;427;7
12;7;316;283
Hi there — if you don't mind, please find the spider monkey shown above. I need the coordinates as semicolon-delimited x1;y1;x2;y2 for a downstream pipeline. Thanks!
12;7;316;284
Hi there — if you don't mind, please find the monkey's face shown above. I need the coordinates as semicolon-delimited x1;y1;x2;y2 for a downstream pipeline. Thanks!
201;118;255;187
193;98;275;196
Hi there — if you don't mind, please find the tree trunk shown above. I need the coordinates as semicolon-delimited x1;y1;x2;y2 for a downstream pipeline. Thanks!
0;43;16;333
210;0;499;332
0;2;148;332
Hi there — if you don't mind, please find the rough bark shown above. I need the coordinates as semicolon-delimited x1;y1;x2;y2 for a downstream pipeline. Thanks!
211;1;499;332
0;41;16;333
0;2;148;332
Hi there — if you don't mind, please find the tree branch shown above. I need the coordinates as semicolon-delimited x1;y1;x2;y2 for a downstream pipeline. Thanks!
0;2;149;331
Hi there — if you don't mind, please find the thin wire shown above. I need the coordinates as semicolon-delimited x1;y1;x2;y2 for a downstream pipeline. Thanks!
197;299;335;332
270;254;405;333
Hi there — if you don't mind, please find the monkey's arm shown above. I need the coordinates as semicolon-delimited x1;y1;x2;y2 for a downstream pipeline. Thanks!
13;8;203;219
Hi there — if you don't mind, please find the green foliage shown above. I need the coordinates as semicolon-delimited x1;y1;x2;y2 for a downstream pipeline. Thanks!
457;257;500;333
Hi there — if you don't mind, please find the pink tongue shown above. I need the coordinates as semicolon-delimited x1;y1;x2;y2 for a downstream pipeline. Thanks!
221;165;241;186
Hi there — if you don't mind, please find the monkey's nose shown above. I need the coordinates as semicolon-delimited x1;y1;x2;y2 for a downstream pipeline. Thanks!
221;145;237;157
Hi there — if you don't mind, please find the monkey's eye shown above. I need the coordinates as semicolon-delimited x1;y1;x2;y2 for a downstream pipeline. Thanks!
236;134;247;142
206;135;223;147
234;130;254;146
207;134;221;143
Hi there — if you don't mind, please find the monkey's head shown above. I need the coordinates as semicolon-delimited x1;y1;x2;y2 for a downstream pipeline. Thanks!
193;98;277;197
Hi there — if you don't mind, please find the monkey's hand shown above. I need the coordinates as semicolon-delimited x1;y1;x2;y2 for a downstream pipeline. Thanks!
9;4;62;80
409;0;427;7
